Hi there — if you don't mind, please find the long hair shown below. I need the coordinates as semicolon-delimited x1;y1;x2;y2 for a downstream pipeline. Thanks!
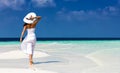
23;23;28;27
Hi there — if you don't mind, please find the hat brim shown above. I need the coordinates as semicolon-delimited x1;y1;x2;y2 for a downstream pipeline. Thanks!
23;12;36;24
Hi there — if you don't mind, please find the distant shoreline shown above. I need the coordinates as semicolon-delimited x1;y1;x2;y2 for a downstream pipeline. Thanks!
0;38;120;41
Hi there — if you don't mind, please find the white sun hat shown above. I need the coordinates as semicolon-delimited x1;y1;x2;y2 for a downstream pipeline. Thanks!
23;12;36;24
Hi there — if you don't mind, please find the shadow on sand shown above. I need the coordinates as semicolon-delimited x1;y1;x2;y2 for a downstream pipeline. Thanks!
33;61;60;64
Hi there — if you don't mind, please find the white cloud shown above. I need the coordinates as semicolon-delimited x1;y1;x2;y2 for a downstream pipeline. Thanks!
57;6;120;21
31;0;56;8
99;6;120;16
57;10;99;21
0;0;25;10
0;0;56;10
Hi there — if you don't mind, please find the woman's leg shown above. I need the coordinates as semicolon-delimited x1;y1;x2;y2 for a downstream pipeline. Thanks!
27;43;34;68
29;54;33;65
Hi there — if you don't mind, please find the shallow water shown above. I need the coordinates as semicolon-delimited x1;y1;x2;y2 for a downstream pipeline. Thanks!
1;40;120;55
36;40;120;55
0;40;120;73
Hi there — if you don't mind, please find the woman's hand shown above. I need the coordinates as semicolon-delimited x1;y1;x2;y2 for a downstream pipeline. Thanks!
20;38;22;42
36;16;41;19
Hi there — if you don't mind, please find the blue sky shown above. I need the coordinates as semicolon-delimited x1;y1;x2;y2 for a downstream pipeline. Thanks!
0;0;120;38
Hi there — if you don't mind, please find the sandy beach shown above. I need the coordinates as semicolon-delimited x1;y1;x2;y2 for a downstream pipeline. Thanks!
0;41;120;73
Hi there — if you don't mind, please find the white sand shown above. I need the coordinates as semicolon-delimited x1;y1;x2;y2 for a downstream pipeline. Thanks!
0;43;120;73
0;50;50;59
0;49;57;73
82;48;120;73
86;48;120;66
82;66;120;73
0;68;57;73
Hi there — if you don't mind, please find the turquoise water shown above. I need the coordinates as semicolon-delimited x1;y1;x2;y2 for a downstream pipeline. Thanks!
0;41;20;45
0;40;120;45
36;40;120;55
0;40;120;55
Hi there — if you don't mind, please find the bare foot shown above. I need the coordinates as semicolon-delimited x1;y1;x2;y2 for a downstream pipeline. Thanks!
29;61;33;67
29;64;36;71
30;60;33;64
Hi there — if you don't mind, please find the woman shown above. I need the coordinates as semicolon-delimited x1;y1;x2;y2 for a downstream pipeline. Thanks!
20;12;41;68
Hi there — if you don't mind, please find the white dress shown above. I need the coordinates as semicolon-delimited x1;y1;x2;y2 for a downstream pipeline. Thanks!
21;28;36;54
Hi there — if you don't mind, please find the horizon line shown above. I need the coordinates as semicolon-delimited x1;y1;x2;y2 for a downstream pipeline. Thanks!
0;37;120;41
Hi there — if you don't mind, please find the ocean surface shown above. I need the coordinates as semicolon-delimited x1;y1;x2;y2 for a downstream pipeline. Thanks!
0;40;120;55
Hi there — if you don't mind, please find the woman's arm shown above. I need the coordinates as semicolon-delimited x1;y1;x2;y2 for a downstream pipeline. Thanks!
32;16;42;27
20;26;26;42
